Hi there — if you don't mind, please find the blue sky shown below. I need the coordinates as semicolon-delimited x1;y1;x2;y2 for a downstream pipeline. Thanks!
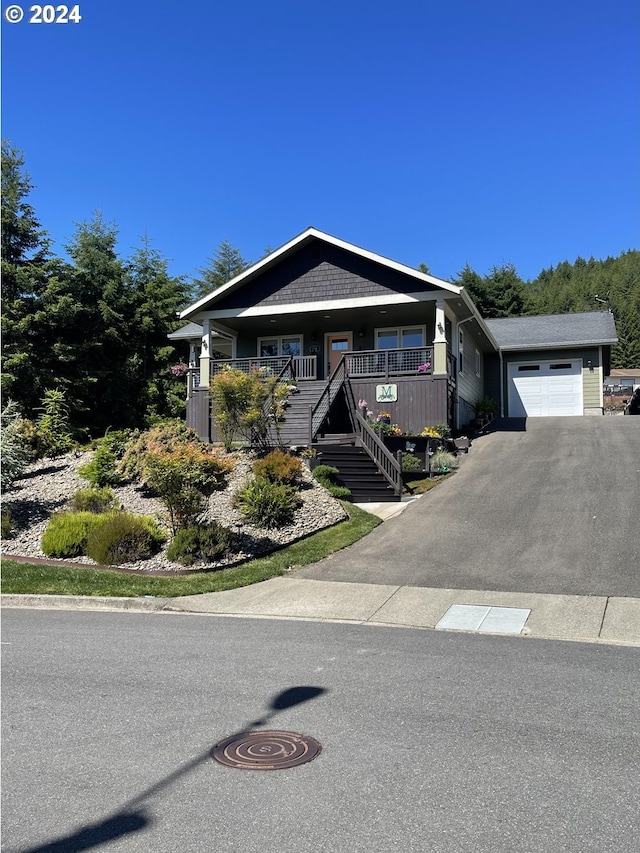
2;0;638;284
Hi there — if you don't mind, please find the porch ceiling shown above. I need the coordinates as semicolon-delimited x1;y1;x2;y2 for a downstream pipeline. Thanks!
208;303;440;337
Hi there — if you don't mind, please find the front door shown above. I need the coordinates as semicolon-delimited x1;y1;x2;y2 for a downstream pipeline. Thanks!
326;333;352;377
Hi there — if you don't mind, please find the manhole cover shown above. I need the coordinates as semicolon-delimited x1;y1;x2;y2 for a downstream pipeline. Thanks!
211;730;322;771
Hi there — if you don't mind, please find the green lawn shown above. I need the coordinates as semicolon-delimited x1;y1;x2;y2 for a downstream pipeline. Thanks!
0;503;380;598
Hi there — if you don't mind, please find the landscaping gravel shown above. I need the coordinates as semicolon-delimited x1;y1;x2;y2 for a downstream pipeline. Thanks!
1;451;348;573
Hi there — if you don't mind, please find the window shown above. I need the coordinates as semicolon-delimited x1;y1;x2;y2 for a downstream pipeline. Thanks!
375;326;425;350
258;336;302;357
518;365;540;371
475;348;481;377
458;329;464;374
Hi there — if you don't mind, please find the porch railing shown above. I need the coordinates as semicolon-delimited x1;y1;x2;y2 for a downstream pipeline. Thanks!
210;355;317;381
344;347;433;378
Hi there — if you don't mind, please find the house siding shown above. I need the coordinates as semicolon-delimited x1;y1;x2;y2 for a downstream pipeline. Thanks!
457;325;485;423
212;242;438;311
349;376;449;434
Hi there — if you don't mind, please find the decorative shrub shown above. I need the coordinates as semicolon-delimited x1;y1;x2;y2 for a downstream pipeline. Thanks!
142;443;232;532
85;512;166;565
252;450;302;486
41;511;105;558
119;420;201;482
401;452;424;472
1;400;30;491
1;507;12;539
473;396;498;418
312;465;352;499
429;450;457;473
167;522;236;566
35;389;74;458
71;487;119;514
210;367;290;452
233;478;301;528
78;446;123;487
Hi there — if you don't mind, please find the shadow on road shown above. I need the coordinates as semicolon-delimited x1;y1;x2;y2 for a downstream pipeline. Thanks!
14;685;327;853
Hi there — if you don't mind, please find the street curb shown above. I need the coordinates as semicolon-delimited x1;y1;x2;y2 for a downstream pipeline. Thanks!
0;594;171;612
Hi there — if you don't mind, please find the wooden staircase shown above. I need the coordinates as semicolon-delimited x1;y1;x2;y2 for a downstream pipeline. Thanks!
276;381;327;446
313;444;401;502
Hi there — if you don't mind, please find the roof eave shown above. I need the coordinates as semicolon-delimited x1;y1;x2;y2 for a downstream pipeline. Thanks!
181;227;461;320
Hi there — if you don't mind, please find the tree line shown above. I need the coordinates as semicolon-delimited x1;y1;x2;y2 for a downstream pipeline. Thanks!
453;254;640;368
1;141;252;438
2;141;638;441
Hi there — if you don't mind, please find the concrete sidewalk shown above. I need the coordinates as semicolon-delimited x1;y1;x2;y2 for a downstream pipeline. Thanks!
3;577;639;646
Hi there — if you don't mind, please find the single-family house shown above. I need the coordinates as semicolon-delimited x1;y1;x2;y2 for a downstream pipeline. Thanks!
176;228;617;499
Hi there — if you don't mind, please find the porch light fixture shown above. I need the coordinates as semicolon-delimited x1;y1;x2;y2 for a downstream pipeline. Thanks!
587;360;593;372
359;327;366;337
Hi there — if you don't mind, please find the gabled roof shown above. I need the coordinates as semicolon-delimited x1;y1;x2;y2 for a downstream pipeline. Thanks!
485;311;618;351
180;226;461;320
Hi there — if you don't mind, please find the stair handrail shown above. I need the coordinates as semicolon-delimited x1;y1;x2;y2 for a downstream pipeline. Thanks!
352;411;403;497
342;376;402;496
309;357;347;443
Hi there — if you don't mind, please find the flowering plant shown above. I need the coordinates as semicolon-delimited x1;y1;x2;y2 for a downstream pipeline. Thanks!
358;400;404;435
421;423;451;439
417;361;431;374
170;363;189;377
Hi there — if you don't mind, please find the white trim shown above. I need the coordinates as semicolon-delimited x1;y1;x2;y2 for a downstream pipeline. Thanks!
598;346;604;408
180;226;462;319
203;291;445;320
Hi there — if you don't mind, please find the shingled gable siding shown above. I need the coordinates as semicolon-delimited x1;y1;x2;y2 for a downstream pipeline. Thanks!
210;242;438;311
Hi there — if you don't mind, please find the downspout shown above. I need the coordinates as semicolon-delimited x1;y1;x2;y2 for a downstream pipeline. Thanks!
499;349;504;418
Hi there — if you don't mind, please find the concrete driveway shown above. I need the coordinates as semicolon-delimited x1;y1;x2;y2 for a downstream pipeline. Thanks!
297;417;640;597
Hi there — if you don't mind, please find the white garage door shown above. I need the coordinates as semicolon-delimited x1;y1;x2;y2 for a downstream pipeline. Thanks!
508;360;583;417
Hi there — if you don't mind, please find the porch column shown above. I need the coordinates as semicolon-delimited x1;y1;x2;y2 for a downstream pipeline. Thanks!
432;299;448;375
199;318;211;388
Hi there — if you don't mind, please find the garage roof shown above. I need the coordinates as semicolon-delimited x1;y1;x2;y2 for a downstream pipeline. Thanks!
485;311;618;351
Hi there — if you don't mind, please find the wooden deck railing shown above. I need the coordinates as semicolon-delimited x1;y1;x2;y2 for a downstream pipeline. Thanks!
210;355;317;381
345;347;433;378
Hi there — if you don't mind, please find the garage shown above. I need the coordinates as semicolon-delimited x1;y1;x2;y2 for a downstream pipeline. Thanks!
508;360;583;417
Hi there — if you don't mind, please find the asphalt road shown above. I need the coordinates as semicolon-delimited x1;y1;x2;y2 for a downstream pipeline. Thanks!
298;417;640;597
2;609;639;853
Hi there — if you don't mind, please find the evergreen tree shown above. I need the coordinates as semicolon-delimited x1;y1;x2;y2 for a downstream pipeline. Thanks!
31;213;134;434
1;141;56;413
191;239;250;300
126;234;191;422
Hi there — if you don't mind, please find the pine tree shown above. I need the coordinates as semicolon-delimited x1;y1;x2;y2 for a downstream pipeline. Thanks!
1;141;55;413
191;239;250;300
126;234;191;421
